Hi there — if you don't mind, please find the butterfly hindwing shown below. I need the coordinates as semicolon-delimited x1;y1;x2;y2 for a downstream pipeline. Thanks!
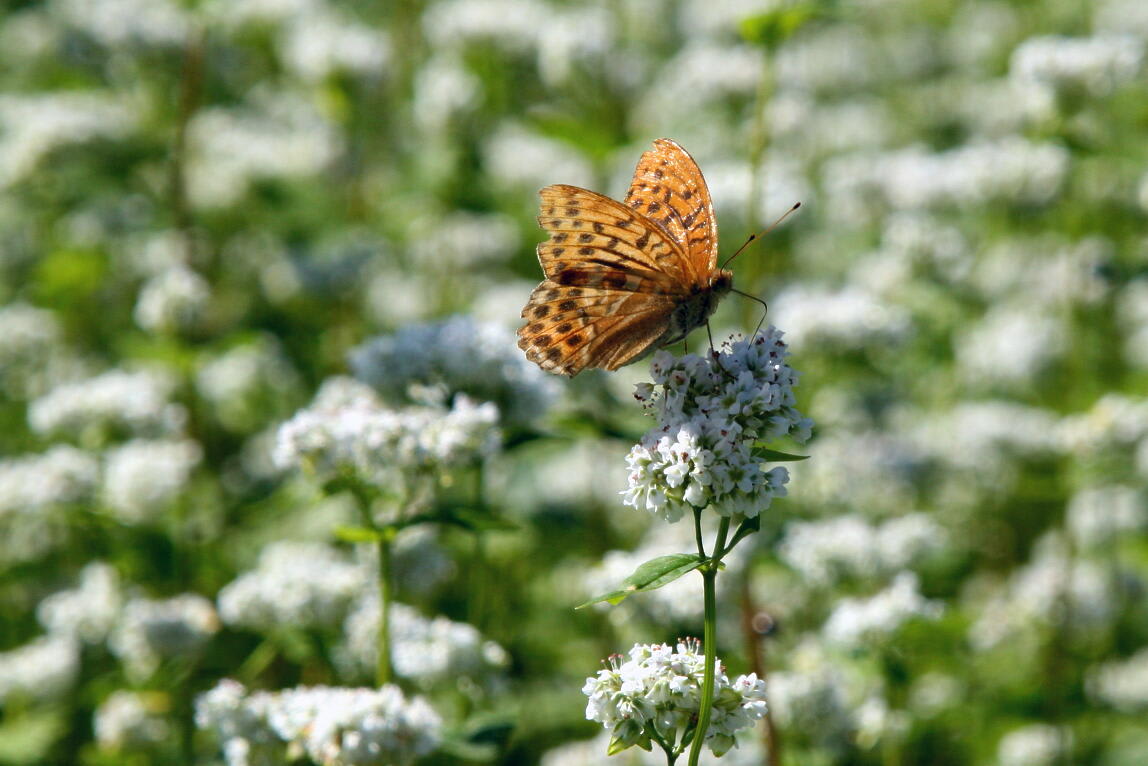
517;282;674;376
624;138;719;283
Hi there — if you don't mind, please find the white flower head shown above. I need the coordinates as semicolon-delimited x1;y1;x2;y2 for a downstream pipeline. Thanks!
623;329;811;523
196;680;442;766
274;376;501;493
218;541;366;633
110;594;219;681
582;638;767;758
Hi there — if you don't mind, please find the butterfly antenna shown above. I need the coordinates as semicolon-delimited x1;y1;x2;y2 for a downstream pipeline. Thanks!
731;288;771;338
719;201;801;271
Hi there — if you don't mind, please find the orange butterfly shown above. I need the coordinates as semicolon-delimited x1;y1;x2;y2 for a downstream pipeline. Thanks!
517;138;732;377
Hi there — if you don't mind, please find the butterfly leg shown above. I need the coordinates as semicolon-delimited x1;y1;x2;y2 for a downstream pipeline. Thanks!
706;322;732;378
732;288;770;339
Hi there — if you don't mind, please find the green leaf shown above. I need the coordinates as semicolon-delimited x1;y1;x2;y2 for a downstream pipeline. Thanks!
753;446;810;462
332;525;383;543
727;515;762;550
577;553;704;608
739;3;823;49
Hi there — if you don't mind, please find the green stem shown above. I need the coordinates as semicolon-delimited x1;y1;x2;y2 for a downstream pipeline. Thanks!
376;531;394;686
688;567;719;766
694;508;707;558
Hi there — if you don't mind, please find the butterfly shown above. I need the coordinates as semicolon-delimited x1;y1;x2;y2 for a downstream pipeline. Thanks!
517;138;732;377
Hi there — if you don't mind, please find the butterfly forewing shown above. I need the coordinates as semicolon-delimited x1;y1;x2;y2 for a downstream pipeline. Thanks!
624;138;719;282
518;138;729;376
536;185;693;292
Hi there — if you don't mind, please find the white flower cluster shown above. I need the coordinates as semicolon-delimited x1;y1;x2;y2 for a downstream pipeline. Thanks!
274;377;500;490
218;541;366;632
37;561;124;644
185;90;341;209
54;0;189;48
196;679;442;766
349;315;557;427
582;639;768;758
102;438;202;524
0;445;99;516
955;303;1065;389
779;513;945;586
133;264;212;335
771;284;912;350
0;302;64;398
1066;485;1146;549
94;690;171;751
29;369;187;442
341;599;509;687
195;336;302;432
623;329;812;523
110;594;219;681
996;723;1071;766
1010;35;1144;98
0;634;79;704
823;139;1069;220
0;92;136;189
970;532;1115;651
279;7;389;84
766;640;853;748
823;572;943;649
1086;648;1148;712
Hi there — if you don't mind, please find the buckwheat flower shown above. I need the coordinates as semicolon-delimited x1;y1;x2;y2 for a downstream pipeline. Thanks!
997;723;1071;766
53;0;188;48
195;679;284;766
1066;485;1146;549
772;284;911;351
29;369;186;442
102;438;202;523
341;599;508;687
185;90;341;209
1117;279;1148;369
1086;648;1148;712
0;445;100;516
970;532;1116;650
0;302;64;398
484;122;594;191
278;9;389;83
1056;394;1148;456
133;264;212;335
767;639;852;748
276;685;442;766
0;92;136;189
854;696;910;750
956;303;1065;388
407;212;520;269
349;316;556;427
779;513;944;587
195;337;303;432
823;572;942;648
0;634;79;704
412;55;480;131
1010;35;1144;98
218;541;366;633
275;377;501;492
94;690;171;751
37;561;124;644
622;329;811;523
582;638;767;757
110;594;219;681
422;0;546;54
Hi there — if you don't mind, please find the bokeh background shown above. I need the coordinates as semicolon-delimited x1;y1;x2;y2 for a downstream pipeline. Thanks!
1;0;1147;764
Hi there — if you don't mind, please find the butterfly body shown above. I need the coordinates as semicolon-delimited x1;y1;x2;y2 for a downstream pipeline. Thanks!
518;139;729;376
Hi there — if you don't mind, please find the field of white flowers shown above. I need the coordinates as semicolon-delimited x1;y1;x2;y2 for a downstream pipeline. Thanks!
1;0;1147;764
